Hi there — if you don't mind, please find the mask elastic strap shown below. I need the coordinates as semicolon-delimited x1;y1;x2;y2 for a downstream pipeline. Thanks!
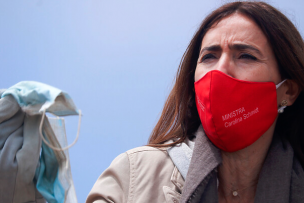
276;79;287;89
39;109;82;151
276;79;287;113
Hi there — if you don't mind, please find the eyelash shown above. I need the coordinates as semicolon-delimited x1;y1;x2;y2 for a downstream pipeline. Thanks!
239;53;257;60
200;53;216;62
200;53;257;62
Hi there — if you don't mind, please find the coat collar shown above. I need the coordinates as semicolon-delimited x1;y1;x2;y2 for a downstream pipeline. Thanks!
180;126;304;203
171;166;184;192
167;139;194;180
254;136;294;203
180;126;221;202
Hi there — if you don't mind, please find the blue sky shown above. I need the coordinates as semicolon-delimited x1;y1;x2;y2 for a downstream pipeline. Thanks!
1;0;304;202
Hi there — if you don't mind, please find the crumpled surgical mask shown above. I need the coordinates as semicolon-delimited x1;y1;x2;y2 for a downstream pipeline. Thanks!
1;81;81;203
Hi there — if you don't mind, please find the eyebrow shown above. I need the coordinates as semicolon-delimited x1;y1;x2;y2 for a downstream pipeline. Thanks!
199;44;263;57
200;45;221;55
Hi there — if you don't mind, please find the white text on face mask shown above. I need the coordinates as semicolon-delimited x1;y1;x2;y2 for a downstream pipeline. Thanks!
225;117;243;128
222;107;246;121
243;107;259;119
224;107;259;128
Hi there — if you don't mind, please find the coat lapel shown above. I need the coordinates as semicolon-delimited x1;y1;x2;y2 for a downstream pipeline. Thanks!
163;167;184;202
163;186;181;203
254;136;293;203
180;126;221;203
173;127;304;202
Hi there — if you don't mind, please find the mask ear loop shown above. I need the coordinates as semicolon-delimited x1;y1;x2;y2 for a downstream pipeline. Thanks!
276;79;287;113
39;109;82;151
276;79;286;89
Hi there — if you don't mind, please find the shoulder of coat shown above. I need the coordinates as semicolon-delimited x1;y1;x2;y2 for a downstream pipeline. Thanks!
126;145;168;155
124;146;174;172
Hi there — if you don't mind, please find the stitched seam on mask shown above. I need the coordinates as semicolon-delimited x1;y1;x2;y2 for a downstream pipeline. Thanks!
209;72;227;151
209;73;219;147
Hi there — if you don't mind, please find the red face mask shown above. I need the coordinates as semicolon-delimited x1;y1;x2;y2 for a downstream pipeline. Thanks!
194;70;284;152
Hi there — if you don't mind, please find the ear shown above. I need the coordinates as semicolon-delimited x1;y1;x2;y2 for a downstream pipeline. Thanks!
283;80;301;106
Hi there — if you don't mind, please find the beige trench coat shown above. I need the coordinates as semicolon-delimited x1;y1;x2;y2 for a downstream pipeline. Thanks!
86;146;184;203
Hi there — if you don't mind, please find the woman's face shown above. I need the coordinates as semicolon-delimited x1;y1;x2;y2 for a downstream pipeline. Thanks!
194;13;281;85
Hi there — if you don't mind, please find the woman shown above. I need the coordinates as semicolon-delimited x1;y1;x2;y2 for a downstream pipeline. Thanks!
87;2;304;202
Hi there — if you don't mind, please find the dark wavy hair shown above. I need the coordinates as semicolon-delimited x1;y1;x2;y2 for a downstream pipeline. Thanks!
148;2;304;167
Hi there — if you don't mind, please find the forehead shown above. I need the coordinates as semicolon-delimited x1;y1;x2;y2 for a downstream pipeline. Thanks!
201;13;269;48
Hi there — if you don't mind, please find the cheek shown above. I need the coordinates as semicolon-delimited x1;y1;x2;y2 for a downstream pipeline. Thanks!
195;62;218;82
234;64;277;82
262;49;281;82
194;65;206;82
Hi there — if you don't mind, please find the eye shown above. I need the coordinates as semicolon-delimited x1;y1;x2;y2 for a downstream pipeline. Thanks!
200;53;216;62
239;53;257;60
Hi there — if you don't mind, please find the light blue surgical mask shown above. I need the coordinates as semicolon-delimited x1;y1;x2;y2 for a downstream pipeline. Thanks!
2;81;79;116
1;81;81;203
